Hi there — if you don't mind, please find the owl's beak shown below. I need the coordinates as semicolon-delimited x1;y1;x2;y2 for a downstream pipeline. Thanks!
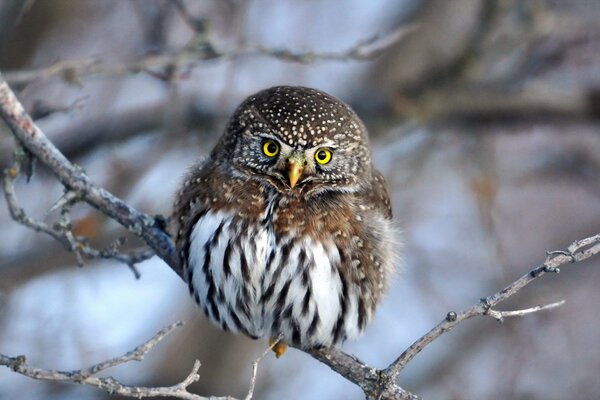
287;158;304;188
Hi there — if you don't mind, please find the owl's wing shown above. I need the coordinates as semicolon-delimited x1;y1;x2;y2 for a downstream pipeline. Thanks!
366;168;393;219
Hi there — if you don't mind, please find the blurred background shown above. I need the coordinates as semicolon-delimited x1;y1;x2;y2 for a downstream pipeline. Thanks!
1;1;600;399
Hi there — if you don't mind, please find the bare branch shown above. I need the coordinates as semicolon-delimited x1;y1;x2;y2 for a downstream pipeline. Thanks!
80;321;184;376
380;233;600;388
0;322;236;400
2;148;152;277
0;74;181;274
307;346;420;400
2;24;415;87
484;300;565;322
0;323;292;400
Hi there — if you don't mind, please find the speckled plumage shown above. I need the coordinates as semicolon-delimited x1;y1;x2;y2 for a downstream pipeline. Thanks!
173;86;396;349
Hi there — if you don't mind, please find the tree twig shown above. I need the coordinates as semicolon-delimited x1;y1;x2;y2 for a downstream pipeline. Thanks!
2;144;153;277
2;24;416;87
0;322;238;400
244;334;282;400
0;74;181;274
484;300;565;322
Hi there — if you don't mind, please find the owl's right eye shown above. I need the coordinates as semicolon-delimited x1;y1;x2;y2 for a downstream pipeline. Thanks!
262;140;280;157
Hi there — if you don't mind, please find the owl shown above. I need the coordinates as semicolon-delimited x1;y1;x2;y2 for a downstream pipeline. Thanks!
173;86;396;356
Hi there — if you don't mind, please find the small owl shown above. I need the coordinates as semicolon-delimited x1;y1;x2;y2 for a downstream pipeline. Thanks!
173;86;396;356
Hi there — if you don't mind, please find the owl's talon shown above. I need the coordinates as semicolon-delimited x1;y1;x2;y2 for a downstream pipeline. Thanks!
269;337;287;358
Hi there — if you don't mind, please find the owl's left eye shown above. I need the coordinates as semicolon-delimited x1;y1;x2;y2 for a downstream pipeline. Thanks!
262;140;280;157
315;148;332;164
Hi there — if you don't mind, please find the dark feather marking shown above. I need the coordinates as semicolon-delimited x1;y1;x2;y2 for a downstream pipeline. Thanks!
202;240;219;322
337;244;347;266
301;269;310;286
229;308;243;331
210;301;221;323
261;195;277;225
282;304;294;319
223;240;233;278
182;208;208;263
307;310;320;337
291;319;301;345
278;241;293;272
216;286;225;303
220;319;229;331
261;281;276;304
332;271;349;344
237;294;251;319
301;285;311;316
358;296;367;330
240;250;250;284
211;220;225;245
298;248;307;267
265;249;276;271
276;279;292;311
271;318;280;335
202;219;226;324
266;240;292;294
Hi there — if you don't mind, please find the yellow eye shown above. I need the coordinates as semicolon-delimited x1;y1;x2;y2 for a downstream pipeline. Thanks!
315;148;332;164
262;140;279;157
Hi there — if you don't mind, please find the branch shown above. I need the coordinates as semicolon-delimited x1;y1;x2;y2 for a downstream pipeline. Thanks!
0;74;181;275
0;322;235;400
379;234;600;387
2;148;152;277
484;300;565;322
2;24;416;86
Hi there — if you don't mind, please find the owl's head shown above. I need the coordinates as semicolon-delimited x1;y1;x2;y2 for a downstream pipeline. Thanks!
212;86;373;195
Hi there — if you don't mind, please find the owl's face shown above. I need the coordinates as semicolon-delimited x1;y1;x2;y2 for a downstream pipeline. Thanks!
212;86;373;196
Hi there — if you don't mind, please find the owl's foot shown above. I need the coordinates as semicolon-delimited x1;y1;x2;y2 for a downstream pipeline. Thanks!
269;337;287;358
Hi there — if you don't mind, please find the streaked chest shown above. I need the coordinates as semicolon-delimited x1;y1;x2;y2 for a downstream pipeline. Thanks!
185;197;357;346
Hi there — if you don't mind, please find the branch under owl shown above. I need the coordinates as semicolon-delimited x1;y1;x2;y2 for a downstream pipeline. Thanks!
2;73;600;399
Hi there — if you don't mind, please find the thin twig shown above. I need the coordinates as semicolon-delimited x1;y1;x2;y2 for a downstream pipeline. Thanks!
244;334;282;400
485;300;565;322
2;150;151;277
0;74;180;274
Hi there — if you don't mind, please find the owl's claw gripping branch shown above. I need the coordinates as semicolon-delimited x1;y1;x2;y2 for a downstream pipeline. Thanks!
268;337;287;358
